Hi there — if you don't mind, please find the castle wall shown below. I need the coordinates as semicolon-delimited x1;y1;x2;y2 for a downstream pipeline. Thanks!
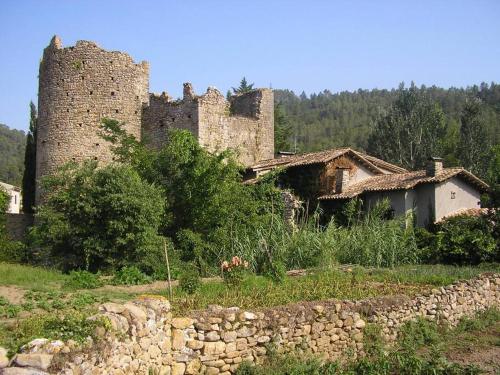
143;86;274;167
36;36;149;204
141;85;199;149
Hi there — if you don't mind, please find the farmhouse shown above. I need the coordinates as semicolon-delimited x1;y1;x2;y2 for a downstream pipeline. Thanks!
248;150;489;227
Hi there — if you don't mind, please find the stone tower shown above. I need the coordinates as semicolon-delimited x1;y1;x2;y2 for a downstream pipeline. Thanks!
36;36;149;204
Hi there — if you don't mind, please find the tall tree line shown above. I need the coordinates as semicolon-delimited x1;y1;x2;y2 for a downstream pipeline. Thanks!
275;82;500;179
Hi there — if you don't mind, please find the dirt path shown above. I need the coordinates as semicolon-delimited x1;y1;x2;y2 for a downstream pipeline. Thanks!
0;285;25;304
446;346;500;374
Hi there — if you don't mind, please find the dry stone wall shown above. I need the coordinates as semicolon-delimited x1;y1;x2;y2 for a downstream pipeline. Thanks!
36;36;149;204
2;274;499;375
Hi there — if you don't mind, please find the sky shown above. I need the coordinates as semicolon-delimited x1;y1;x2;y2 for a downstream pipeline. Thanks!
1;0;499;132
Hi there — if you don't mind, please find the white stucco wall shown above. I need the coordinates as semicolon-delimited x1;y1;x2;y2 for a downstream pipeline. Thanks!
364;190;407;217
350;164;375;185
0;182;21;214
434;177;481;222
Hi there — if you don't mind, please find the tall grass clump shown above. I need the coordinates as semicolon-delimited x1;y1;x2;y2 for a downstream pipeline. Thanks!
330;199;419;268
222;210;334;273
219;199;419;273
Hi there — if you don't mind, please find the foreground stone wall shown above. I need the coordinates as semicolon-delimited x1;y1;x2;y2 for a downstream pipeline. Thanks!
2;274;498;375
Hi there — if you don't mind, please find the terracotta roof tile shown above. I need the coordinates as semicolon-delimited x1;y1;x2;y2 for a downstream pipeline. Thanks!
251;148;406;174
319;168;489;200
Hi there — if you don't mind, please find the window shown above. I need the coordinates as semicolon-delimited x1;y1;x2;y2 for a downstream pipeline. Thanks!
14;195;17;205
451;191;456;199
111;91;115;96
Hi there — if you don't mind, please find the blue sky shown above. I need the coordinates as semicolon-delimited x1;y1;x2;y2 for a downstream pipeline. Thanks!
1;0;499;132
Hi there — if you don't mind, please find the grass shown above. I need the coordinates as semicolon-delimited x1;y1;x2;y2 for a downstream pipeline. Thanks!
166;271;426;315
0;263;68;290
352;263;500;286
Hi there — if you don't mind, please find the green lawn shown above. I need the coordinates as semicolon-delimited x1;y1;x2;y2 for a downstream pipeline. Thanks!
0;263;68;290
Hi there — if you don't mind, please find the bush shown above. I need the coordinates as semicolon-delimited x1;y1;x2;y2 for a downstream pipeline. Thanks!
222;256;250;285
0;310;108;354
429;216;497;265
0;296;21;318
0;241;26;263
29;162;165;273
64;270;102;289
0;187;25;264
178;265;201;294
112;266;152;285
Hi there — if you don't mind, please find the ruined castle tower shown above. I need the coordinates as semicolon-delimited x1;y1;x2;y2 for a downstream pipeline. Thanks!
36;36;149;204
36;36;273;204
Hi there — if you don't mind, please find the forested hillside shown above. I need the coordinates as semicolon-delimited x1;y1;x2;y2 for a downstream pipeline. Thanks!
0;124;25;186
275;82;500;157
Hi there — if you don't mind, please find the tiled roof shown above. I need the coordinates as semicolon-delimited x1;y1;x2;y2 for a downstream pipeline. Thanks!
436;208;489;222
318;168;490;200
356;153;408;173
251;148;407;174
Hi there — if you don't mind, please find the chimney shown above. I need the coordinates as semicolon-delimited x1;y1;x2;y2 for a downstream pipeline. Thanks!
426;157;443;177
335;167;350;193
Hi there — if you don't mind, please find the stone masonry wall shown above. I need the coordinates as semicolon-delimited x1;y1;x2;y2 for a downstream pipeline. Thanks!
5;213;34;241
142;84;274;167
36;36;149;204
2;274;498;375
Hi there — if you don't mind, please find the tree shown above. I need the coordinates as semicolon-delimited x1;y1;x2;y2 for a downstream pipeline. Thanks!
367;83;447;170
457;98;488;176
22;101;37;213
274;103;293;152
232;77;254;94
30;162;165;273
100;119;284;274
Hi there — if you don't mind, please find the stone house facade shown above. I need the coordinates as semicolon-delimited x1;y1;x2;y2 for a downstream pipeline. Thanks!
35;36;274;204
248;151;489;227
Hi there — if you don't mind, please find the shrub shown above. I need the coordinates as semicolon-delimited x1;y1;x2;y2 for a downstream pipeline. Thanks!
1;310;108;354
112;266;152;285
261;259;286;284
0;241;26;263
0;188;25;263
0;296;21;318
178;265;201;294
64;270;102;289
222;256;250;285
432;216;497;265
29;162;165;273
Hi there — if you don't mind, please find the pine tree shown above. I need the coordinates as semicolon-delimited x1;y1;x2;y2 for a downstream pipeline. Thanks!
458;97;488;175
21;101;37;213
274;104;293;152
367;83;447;170
232;77;254;94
